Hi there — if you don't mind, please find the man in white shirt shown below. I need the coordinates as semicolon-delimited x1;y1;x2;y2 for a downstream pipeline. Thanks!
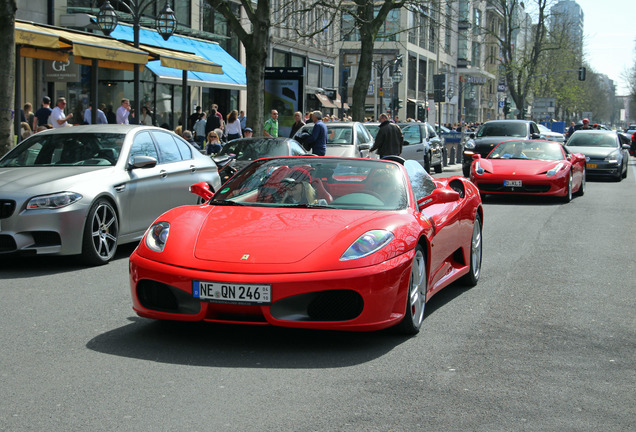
116;98;131;124
50;97;73;128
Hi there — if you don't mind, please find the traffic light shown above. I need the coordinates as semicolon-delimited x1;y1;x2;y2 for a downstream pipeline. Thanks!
433;74;446;102
578;67;586;81
397;99;403;109
417;105;425;121
503;98;510;116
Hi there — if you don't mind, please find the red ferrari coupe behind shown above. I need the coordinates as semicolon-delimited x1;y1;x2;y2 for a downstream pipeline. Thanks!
470;139;586;202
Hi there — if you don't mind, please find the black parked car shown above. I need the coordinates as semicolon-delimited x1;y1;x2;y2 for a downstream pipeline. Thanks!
462;120;541;177
213;137;308;183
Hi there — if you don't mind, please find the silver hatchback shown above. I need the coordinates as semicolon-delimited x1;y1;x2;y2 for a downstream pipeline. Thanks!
0;125;221;264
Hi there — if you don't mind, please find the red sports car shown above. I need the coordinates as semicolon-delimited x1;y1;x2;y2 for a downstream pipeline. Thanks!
129;156;483;335
469;139;586;202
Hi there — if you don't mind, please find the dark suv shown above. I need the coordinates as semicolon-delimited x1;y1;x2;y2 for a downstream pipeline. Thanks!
462;120;541;176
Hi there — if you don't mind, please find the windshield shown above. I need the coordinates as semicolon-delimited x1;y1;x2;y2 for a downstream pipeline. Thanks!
301;125;355;145
216;138;289;161
567;132;619;148
213;157;408;210
364;124;380;138
488;141;565;161
0;132;124;167
477;122;527;138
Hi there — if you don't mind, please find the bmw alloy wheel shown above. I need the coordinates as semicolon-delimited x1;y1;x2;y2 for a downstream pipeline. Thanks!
82;199;119;265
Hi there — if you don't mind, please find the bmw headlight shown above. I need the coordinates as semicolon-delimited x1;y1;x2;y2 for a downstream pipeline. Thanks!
604;150;619;164
546;163;564;177
27;192;82;209
464;140;476;150
340;230;394;261
145;222;170;252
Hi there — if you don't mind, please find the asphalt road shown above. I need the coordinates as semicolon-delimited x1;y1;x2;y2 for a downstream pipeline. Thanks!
1;159;635;431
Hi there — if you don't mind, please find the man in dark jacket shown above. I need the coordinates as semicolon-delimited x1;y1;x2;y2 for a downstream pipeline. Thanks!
303;111;327;156
371;113;403;158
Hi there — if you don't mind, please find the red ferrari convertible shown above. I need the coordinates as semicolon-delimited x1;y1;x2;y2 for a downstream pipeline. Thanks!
129;157;483;335
469;139;586;202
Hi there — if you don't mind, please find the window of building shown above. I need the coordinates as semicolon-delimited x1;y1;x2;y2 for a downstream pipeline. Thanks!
418;58;427;93
408;55;417;91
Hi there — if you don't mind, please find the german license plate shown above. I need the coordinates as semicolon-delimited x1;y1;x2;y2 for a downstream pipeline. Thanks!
193;281;271;304
504;180;522;187
586;163;597;169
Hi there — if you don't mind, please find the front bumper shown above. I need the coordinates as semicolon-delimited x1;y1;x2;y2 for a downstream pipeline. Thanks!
0;201;89;255
129;250;414;331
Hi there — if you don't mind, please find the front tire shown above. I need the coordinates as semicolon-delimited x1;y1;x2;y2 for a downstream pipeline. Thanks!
396;245;427;335
575;169;586;196
424;153;431;173
82;199;119;265
561;171;573;203
433;161;443;173
460;214;482;287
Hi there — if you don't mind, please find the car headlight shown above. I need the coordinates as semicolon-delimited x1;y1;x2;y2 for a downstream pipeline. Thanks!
464;140;476;150
546;163;564;177
145;222;170;252
474;161;484;175
340;230;394;261
604;150;619;163
27;192;82;209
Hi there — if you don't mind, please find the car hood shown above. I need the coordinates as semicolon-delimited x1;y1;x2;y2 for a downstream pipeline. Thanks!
326;144;356;157
194;206;370;264
0;166;114;193
142;204;417;274
474;136;525;146
565;146;618;158
477;159;564;175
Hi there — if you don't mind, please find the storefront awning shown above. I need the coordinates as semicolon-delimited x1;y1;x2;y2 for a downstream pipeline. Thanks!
138;43;222;75
331;92;350;110
110;24;245;90
15;20;148;71
316;93;337;108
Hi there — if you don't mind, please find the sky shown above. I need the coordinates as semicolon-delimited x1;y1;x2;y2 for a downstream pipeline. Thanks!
574;0;635;94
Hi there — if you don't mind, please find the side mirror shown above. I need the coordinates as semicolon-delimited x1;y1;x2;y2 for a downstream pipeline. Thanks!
531;133;541;139
359;143;371;151
472;154;481;161
622;144;631;150
190;182;214;201
128;155;157;170
417;187;460;209
469;133;475;139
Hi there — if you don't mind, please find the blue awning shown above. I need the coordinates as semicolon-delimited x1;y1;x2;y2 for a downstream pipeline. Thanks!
110;24;246;90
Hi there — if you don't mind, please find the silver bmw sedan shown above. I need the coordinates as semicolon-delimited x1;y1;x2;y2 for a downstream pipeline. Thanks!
0;125;221;265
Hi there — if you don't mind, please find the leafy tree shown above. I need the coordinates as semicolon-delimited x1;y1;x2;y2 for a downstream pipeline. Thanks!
206;0;271;136
490;0;552;119
0;0;17;156
339;0;405;121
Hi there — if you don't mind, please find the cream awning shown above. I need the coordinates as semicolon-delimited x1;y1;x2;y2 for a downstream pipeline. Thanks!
139;43;223;75
316;93;337;108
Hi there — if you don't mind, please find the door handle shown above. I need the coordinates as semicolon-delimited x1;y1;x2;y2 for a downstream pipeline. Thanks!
160;170;168;178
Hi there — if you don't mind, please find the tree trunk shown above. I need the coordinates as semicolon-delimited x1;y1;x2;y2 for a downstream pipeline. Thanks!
0;0;17;157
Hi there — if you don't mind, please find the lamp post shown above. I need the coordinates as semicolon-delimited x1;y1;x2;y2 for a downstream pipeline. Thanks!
98;0;176;125
391;66;403;120
373;54;402;120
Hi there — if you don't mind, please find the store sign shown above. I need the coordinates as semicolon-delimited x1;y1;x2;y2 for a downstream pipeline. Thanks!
45;58;80;82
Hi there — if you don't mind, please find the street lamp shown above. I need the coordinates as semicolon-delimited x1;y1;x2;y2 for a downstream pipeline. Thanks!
98;0;177;124
97;1;118;36
372;54;402;119
391;66;403;119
